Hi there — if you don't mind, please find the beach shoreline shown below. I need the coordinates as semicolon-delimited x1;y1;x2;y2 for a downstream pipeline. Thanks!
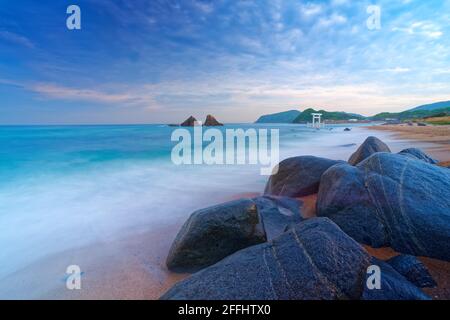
366;124;450;162
1;125;449;300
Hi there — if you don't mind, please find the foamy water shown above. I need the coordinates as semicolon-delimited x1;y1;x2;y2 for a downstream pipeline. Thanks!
0;124;412;298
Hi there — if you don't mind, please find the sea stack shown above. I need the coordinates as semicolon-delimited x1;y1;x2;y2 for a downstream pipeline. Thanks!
203;114;223;126
180;116;199;127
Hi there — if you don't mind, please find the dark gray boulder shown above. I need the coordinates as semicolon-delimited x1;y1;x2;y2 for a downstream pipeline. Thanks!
161;218;371;300
317;152;450;261
386;255;437;288
398;148;438;164
166;197;302;272
316;162;389;247
253;195;303;240
362;258;431;300
348;136;391;165
264;156;343;197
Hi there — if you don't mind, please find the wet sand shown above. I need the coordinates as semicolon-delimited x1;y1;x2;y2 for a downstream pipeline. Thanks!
367;125;450;161
0;223;189;300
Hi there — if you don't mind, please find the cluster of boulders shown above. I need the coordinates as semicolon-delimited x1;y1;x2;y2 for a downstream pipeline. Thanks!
179;115;223;127
161;136;450;300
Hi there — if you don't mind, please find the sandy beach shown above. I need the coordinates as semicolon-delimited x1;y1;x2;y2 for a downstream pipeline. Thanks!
367;125;450;162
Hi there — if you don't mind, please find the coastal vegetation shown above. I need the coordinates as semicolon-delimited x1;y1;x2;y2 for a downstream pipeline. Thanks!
370;107;450;123
293;108;365;123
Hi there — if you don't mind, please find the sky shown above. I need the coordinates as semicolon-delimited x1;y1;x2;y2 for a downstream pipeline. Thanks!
0;0;449;124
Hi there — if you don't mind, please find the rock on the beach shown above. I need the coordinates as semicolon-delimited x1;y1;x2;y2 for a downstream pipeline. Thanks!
398;148;438;164
203;114;223;126
317;152;450;261
253;195;303;240
386;255;437;288
180;116;199;126
166;197;302;272
348;136;391;165
362;258;431;300
161;218;371;300
264;156;343;197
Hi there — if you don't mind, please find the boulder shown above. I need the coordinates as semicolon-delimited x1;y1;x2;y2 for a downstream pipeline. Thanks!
386;255;437;288
180;116;199;126
264;156;343;197
166;197;302;272
253;195;303;240
398;148;438;164
362;258;431;300
203;114;223;126
348;136;391;165
317;152;450;261
161;218;371;300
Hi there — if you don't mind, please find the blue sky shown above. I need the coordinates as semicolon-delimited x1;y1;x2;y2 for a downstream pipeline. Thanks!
0;0;449;124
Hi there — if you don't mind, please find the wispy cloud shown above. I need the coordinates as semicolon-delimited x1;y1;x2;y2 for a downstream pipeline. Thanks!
392;21;443;39
0;31;34;48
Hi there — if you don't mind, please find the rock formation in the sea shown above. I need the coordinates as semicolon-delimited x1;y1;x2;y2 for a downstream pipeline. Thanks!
386;255;437;288
264;156;343;197
180;116;199;127
398;148;438;164
317;151;450;261
166;196;302;272
162;218;372;300
362;258;431;300
348;136;391;165
203;114;223;126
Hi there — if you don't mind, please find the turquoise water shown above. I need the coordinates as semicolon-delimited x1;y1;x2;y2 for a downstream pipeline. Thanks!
0;123;385;289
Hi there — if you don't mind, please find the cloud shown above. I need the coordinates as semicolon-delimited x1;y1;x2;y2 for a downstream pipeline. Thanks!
378;67;412;73
392;21;443;39
192;0;215;14
31;83;137;104
0;31;34;48
331;0;349;7
317;14;347;28
300;3;323;17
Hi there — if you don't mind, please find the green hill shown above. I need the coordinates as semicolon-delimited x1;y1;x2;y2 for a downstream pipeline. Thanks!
408;100;450;112
293;108;365;123
255;110;302;123
371;107;450;121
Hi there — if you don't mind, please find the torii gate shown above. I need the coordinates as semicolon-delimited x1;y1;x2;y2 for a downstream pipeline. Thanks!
311;113;323;128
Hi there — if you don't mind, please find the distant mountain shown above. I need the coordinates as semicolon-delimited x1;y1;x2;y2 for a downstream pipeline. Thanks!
293;108;366;123
407;100;450;112
255;110;302;123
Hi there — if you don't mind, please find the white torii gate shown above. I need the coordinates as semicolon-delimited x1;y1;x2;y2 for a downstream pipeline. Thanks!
308;113;324;128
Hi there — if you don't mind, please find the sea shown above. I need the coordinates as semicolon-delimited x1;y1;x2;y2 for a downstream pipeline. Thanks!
0;123;409;298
